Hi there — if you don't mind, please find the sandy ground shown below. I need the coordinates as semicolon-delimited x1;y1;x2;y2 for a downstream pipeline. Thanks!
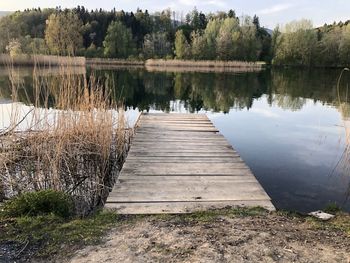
69;212;350;263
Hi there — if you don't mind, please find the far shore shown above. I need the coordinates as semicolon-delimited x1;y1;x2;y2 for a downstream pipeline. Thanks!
0;54;266;72
1;55;348;72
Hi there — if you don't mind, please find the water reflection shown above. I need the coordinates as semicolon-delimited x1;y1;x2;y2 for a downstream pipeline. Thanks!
1;67;349;115
0;66;349;212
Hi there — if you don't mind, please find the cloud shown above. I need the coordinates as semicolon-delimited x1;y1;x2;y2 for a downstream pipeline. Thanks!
175;0;227;9
203;0;227;8
250;108;280;119
178;0;198;6
257;3;294;15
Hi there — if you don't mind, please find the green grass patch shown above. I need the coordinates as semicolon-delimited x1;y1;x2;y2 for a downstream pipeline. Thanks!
306;213;350;236
152;206;269;223
0;210;120;259
1;190;74;218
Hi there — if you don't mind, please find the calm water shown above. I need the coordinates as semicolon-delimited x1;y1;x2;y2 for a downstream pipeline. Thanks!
1;66;350;213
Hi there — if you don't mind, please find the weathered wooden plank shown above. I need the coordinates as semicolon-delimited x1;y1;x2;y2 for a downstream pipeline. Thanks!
137;128;219;132
134;132;224;136
138;123;213;126
141;121;213;124
133;137;227;141
125;161;243;164
140;124;214;128
127;154;240;158
140;117;210;121
141;120;213;123
134;132;221;136
132;139;228;143
134;131;219;136
138;126;216;129
141;123;214;126
129;149;234;153
130;143;233;148
132;141;229;144
122;162;249;171
132;141;226;145
114;179;258;190
119;170;254;177
128;151;236;156
105;201;275;214
142;114;207;118
130;148;233;153
127;152;240;157
130;144;233;148
108;182;270;202
117;175;257;182
130;140;232;145
125;159;243;163
143;113;207;116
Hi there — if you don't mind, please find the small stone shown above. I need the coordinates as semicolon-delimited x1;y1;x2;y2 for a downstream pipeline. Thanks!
308;211;335;221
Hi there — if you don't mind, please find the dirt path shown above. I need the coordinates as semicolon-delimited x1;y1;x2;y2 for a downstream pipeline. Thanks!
70;211;350;263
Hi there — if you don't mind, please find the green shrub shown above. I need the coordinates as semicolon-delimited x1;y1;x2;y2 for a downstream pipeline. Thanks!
2;190;74;218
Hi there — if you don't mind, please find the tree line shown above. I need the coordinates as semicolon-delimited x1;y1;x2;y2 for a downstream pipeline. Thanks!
271;19;350;67
0;7;349;66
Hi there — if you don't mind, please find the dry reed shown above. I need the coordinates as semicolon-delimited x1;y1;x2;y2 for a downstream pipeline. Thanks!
0;54;86;67
86;58;144;66
145;59;265;69
0;63;130;215
145;65;263;73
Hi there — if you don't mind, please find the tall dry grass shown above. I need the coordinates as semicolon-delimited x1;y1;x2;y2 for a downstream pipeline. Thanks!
145;59;265;70
0;54;86;67
86;58;144;66
0;63;130;215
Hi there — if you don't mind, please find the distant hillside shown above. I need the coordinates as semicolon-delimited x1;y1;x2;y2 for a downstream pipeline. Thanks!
0;11;11;18
263;28;273;35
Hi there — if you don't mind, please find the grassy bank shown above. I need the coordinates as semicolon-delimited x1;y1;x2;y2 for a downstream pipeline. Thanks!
0;206;349;262
0;54;86;67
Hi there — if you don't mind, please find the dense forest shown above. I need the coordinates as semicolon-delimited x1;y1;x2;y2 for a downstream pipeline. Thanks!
0;7;349;67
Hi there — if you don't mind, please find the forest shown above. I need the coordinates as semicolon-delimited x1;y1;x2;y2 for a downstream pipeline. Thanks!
0;6;349;67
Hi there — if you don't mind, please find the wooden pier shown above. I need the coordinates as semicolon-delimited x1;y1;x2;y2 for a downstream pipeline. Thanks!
106;113;274;214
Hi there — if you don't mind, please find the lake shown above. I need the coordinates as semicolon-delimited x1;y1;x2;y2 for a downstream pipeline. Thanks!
1;66;349;213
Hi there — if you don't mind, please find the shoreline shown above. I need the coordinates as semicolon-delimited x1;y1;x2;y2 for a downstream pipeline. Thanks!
1;206;349;262
1;55;347;70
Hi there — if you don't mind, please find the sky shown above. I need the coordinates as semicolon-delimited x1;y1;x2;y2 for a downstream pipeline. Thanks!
0;0;349;28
